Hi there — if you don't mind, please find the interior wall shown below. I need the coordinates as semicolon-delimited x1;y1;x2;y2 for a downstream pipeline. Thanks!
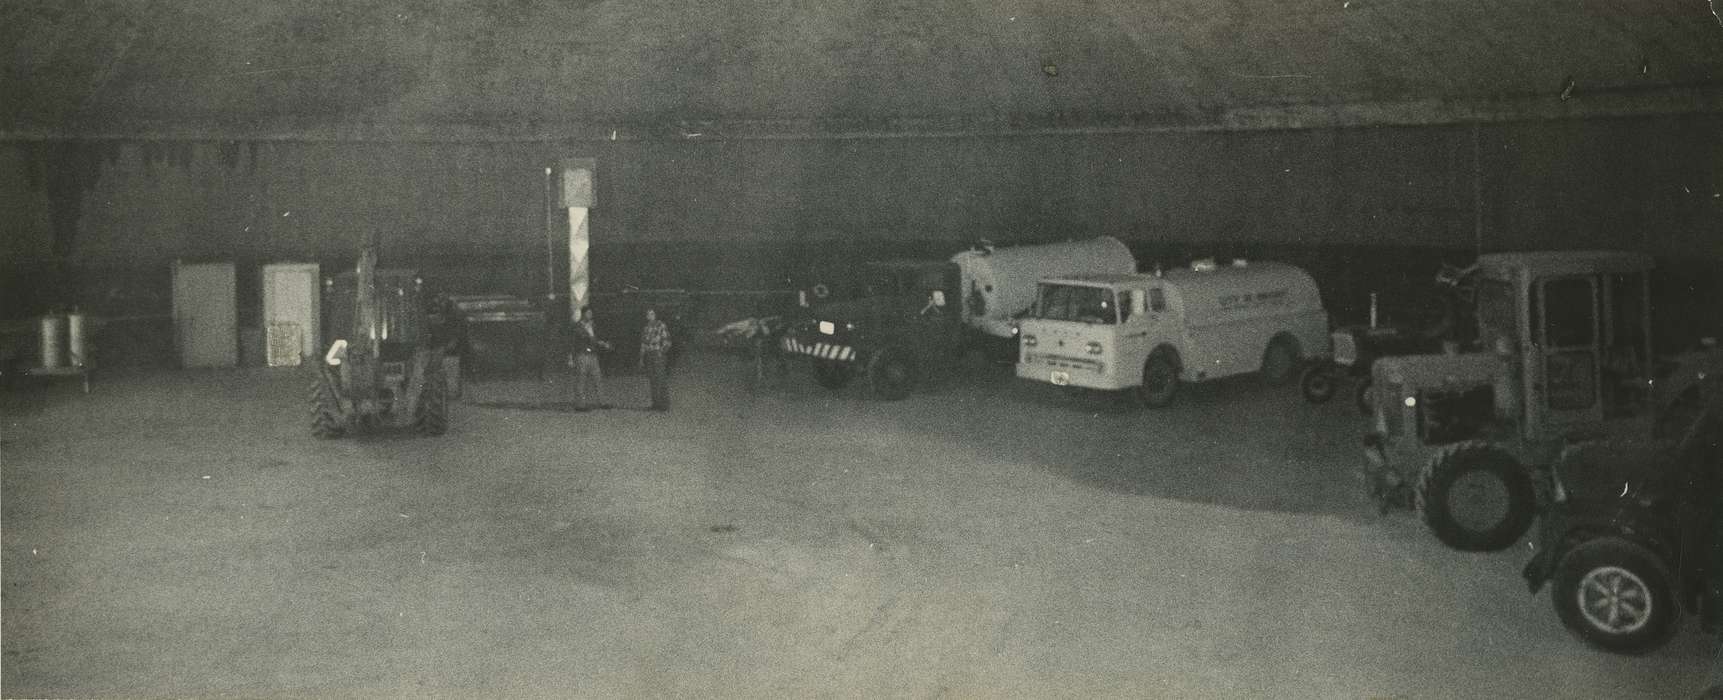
2;113;1719;337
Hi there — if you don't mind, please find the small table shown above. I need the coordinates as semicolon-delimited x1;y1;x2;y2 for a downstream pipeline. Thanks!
26;365;90;394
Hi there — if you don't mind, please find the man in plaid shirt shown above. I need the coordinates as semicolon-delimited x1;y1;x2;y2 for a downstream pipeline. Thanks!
638;308;672;411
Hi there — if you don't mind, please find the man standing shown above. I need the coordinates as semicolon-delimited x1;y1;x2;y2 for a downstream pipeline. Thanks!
569;306;609;411
639;308;672;411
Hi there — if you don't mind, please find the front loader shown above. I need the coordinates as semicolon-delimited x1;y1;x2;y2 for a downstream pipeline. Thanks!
310;243;450;438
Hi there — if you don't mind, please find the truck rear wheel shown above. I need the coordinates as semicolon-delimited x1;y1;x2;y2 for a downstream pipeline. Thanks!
310;377;346;439
1416;441;1536;552
1137;352;1180;408
868;349;915;400
813;361;852;390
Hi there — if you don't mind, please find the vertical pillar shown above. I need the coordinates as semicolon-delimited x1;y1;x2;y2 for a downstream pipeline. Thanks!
559;158;596;321
568;206;590;316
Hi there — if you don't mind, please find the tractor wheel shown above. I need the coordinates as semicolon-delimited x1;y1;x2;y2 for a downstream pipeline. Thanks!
1551;537;1678;655
1415;441;1537;552
867;349;915;401
414;362;449;437
813;361;852;390
1260;336;1300;386
1299;362;1338;404
1136;351;1181;408
1354;377;1376;416
309;378;345;439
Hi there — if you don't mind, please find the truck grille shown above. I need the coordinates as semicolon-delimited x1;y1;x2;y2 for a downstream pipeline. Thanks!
782;337;857;362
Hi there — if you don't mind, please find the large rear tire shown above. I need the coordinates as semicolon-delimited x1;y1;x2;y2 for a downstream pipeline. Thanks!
1416;441;1537;552
1551;537;1678;655
1136;351;1180;408
310;378;345;439
414;361;448;437
867;349;915;401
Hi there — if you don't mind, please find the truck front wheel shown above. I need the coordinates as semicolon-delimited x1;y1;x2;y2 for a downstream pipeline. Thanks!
1137;352;1180;408
1416;441;1537;552
1552;537;1679;654
868;349;915;400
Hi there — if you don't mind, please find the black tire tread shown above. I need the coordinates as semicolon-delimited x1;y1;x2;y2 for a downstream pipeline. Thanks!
1415;440;1537;552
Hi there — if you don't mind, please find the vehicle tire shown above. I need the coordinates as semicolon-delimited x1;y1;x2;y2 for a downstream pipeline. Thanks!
310;378;346;439
1550;537;1679;655
813;361;852;390
1354;377;1376;416
1415;441;1537;552
867;349;915;401
1299;362;1338;404
414;362;448;436
1260;336;1300;386
1136;351;1180;408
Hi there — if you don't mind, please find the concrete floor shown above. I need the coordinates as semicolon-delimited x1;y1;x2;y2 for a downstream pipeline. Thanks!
2;352;1717;698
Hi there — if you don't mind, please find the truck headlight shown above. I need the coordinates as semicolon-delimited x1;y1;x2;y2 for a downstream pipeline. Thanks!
1085;341;1103;355
1023;334;1038;347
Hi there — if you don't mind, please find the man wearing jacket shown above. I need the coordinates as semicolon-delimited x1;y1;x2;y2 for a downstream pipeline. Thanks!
569;306;610;411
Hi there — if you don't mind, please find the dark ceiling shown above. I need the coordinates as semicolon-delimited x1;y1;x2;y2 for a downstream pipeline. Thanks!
5;0;1722;139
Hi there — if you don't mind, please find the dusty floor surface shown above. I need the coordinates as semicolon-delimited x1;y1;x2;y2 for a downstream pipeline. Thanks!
3;352;1718;698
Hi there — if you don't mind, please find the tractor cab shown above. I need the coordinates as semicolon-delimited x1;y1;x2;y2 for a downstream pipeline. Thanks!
1365;251;1716;552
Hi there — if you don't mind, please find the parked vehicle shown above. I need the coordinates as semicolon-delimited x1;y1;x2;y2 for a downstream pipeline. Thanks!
1361;251;1723;552
1014;258;1329;407
781;237;1135;400
1301;264;1477;413
1522;378;1723;654
310;243;453;437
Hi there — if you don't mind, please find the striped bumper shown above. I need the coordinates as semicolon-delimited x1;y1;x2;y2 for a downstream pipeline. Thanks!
782;337;858;362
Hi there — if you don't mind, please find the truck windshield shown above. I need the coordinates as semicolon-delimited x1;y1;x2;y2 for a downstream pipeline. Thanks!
1036;284;1118;325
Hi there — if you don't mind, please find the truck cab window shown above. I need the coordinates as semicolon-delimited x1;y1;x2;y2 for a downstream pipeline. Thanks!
1037;284;1118;325
1149;288;1166;312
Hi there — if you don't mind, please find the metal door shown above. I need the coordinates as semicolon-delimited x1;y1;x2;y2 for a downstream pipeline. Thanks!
172;261;237;368
262;263;321;366
1534;275;1603;432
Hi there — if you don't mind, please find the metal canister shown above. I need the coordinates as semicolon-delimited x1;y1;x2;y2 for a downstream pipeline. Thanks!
39;314;64;369
66;311;88;367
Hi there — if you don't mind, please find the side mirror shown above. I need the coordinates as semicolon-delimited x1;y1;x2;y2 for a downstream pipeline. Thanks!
931;291;947;307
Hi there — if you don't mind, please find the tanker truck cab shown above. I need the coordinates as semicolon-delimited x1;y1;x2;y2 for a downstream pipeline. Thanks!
1015;259;1328;407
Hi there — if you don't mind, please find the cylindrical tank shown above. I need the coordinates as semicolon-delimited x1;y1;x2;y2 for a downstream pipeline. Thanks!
66;311;89;367
39;315;64;369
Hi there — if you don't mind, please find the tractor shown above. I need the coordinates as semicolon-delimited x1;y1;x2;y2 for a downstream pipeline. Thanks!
309;243;451;438
1361;250;1723;552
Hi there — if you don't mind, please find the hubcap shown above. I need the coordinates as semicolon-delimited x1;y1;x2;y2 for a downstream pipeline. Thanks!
1577;566;1652;634
1447;470;1511;533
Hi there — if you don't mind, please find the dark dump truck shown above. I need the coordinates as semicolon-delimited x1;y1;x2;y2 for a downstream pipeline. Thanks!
781;259;963;400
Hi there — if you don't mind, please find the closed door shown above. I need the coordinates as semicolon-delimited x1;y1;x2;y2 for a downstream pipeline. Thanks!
263;263;321;366
172;261;237;368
